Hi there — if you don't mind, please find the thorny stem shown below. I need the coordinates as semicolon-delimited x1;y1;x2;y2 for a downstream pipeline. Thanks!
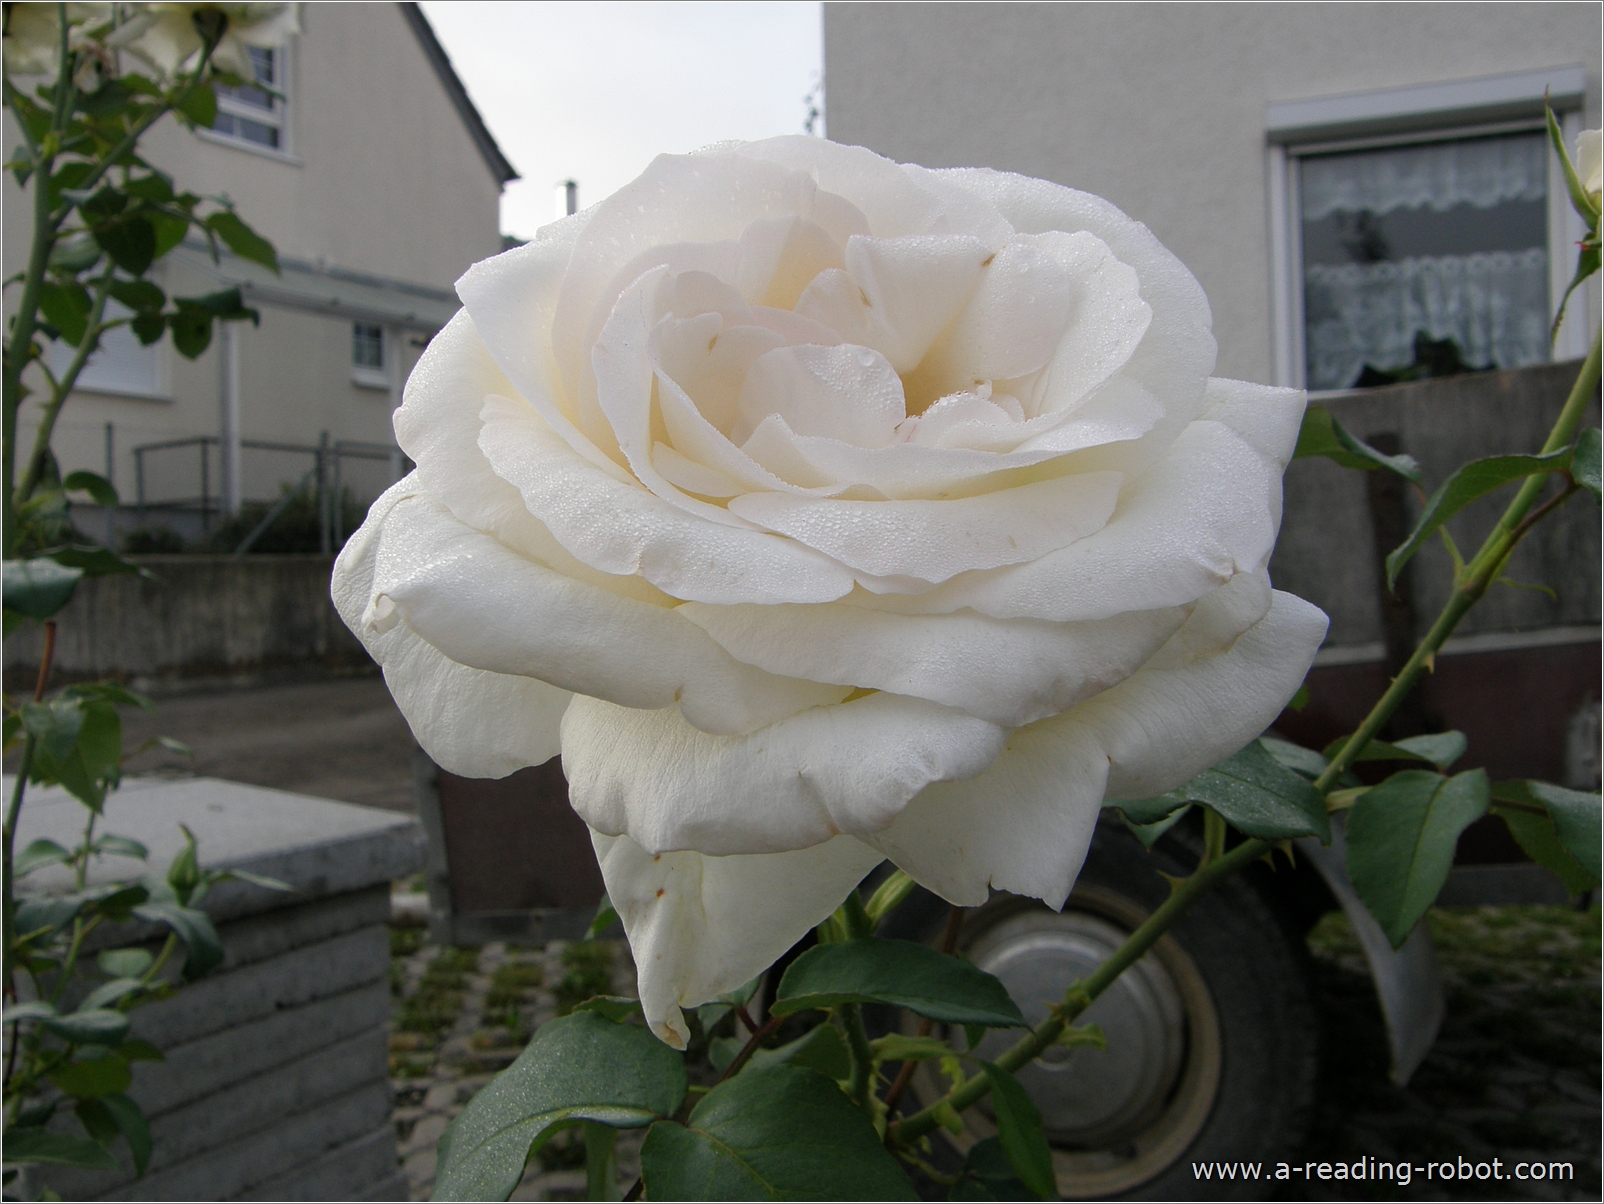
841;1003;875;1113
881;906;965;1119
3;623;57;996
715;1014;780;1084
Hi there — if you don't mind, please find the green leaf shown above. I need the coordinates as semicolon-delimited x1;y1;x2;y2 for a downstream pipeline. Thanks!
16;838;73;876
166;825;201;902
148;211;189;260
75;1096;121;1149
43;1009;131;1048
93;834;149;861
868;1033;954;1064
130;309;166;345
639;1065;918;1201
121;173;175;205
174;81;217;127
62;470;118;507
107;278;164;313
4;556;84;619
1111;790;1189;826
584;893;620;939
1493;803;1597;893
1547;100;1602;227
5;1001;59;1024
747;1022;851;1079
98;947;155;979
979;1062;1056;1200
1386;450;1572;589
14;896;84;937
1573;428;1600;500
1493;780;1601;882
1;1128;120;1170
167;303;213;358
1259;735;1328;780
115;1039;164;1063
31;698;121;811
1294;406;1422;483
1346;769;1491;947
49;1052;132;1097
213;867;291;892
433;1012;687;1202
1553;242;1601;343
79;978;145;1011
1122;802;1190;848
23;697;85;764
773;938;1026;1029
952;1137;1034;1201
1142;741;1330;841
205;210;278;273
49;231;102;274
90;1093;152;1174
93;214;157;275
38;281;92;346
46;544;148;578
132;901;222;980
572;996;642;1024
1329;730;1468;771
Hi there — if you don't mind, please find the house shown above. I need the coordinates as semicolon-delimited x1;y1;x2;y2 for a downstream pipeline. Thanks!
3;2;514;543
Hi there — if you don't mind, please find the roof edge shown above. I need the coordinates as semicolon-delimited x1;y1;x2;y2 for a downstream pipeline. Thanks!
398;2;519;186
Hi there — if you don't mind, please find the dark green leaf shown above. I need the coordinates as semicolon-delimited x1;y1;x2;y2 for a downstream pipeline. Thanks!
1386;450;1572;588
16;838;73;876
433;1012;687;1202
1493;780;1601;882
38;281;92;346
14;896;83;937
1146;741;1330;841
46;544;149;578
75;1096;121;1148
62;470;118;507
4;556;84;619
584;893;620;939
1259;735;1328;779
867;1033;953;1064
1123;802;1191;848
76;184;127;224
49;1051;132;1095
571;996;641;1024
205;210;278;273
1111;790;1189;826
708;1035;743;1076
1548;101;1602;226
130;309;166;345
80;978;145;1011
115;1039;164;1063
174;81;218;127
97;1093;152;1175
32;699;121;811
149;210;189;260
214;867;291;892
748;1022;851;1079
177;286;252;319
1493;804;1596;893
23;697;85;764
1294;406;1422;483
1346;769;1490;947
5;1001;59;1024
952;1137;1034;1201
1573;428;1600;500
774;938;1026;1029
92;834;149;861
1553;243;1601;343
1328;730;1468;771
47;232;101;274
98;947;155;978
132;901;221;980
980;1062;1055;1200
80;883;150;919
93;215;156;276
43;1010;131;1048
107;278;164;313
121;173;174;205
167;304;212;358
639;1065;918;1201
166;825;200;902
1;1128;119;1170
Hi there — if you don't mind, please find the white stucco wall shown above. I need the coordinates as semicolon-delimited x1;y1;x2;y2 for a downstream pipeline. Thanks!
823;2;1602;386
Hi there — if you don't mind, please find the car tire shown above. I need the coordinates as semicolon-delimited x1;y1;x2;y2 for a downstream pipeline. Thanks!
876;818;1320;1200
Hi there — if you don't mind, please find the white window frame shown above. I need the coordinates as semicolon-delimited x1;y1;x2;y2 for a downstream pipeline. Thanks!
197;37;298;163
351;322;390;390
48;297;170;400
1266;65;1593;392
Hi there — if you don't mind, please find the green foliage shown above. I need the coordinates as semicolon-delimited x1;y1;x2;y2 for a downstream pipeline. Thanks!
979;1062;1056;1200
1330;730;1467;771
433;1012;687;1202
1385;448;1576;588
951;1137;1036;1200
1117;738;1330;841
1574;427;1601;499
774;938;1026;1028
3;556;83;621
201;485;369;555
639;1065;917;1201
748;1022;852;1079
1346;770;1491;947
553;940;615;1016
1492;780;1601;882
1294;405;1422;482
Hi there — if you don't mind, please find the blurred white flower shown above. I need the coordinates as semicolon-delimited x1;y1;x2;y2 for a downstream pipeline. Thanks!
116;2;296;81
3;3;112;80
1576;128;1601;210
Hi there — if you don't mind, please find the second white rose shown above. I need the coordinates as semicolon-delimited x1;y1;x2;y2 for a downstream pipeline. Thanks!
332;136;1328;1047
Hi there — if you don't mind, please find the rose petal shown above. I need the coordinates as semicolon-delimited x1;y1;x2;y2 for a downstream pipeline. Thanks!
726;468;1122;583
593;830;883;1047
561;690;1008;855
733;343;906;448
478;393;857;606
678;599;1187;728
332;483;572;778
368;493;847;736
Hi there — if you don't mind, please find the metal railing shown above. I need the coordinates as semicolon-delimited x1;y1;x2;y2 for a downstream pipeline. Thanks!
132;433;407;554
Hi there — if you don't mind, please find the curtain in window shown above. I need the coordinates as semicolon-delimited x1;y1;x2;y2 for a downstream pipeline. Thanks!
1305;248;1550;392
1301;136;1546;220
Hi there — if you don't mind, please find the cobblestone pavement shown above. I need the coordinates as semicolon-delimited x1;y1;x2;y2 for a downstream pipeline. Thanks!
386;905;1598;1202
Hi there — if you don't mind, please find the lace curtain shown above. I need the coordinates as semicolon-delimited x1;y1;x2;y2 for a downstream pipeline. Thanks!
1305;249;1550;392
1301;135;1549;390
1301;136;1547;220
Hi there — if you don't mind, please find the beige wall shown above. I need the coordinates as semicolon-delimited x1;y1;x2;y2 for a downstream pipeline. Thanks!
5;3;501;513
823;2;1602;386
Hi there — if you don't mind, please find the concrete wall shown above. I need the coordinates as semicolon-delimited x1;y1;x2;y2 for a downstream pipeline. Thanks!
2;555;367;693
823;2;1602;386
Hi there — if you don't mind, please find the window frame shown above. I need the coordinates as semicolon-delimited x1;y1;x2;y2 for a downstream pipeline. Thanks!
49;297;170;400
1266;67;1593;392
197;38;298;162
351;322;389;390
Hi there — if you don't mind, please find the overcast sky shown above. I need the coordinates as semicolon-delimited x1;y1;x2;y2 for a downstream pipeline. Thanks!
417;2;824;241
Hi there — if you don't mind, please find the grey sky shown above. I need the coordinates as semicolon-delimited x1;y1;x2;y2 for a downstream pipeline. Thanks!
417;2;824;241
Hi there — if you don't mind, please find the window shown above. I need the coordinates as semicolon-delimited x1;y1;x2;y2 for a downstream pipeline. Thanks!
352;322;386;389
1266;66;1592;391
48;300;165;398
1299;132;1550;391
212;45;287;151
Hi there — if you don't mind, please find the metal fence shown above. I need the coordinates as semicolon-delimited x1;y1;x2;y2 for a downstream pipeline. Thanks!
131;433;408;554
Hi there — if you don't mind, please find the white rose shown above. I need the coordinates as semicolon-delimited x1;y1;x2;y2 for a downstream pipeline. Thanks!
2;3;112;79
333;138;1327;1047
1577;128;1601;208
115;1;297;81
